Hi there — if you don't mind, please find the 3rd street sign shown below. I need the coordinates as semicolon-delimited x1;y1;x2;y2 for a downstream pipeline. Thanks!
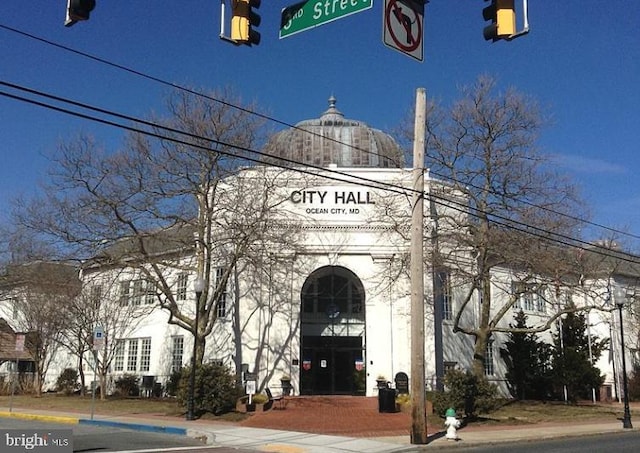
280;0;373;39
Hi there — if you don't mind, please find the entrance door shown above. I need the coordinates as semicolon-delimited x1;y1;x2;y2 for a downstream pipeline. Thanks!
301;336;364;394
300;266;366;395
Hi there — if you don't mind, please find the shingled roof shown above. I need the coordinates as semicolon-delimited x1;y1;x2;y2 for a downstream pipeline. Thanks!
0;318;33;362
82;223;196;270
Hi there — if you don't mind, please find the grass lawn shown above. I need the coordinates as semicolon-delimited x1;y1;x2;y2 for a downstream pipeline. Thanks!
474;400;634;425
0;394;184;417
0;394;634;426
0;393;249;422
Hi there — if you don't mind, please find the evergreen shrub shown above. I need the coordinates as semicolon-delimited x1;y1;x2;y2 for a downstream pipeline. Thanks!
55;368;80;395
432;369;500;419
114;373;140;397
165;368;183;397
628;364;640;401
176;363;243;416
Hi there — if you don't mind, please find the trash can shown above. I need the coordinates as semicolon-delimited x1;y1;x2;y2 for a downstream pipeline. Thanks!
378;387;397;413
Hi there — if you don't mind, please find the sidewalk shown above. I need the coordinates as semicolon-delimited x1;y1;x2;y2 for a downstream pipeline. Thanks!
0;397;633;453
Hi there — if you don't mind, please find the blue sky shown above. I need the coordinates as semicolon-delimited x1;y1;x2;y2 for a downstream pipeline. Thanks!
1;1;639;248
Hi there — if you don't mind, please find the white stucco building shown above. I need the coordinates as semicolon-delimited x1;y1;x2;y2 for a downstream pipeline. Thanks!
2;99;639;402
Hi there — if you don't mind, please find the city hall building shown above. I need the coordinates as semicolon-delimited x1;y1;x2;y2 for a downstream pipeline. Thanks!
77;97;473;397
2;98;636;401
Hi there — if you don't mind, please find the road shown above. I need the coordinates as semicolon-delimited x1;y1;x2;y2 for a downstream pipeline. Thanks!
4;416;638;453
0;417;258;452
431;430;640;452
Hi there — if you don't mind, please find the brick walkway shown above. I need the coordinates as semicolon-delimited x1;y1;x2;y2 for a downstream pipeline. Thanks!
239;396;441;438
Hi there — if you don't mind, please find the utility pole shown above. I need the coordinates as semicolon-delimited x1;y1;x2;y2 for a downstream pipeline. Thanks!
410;87;427;444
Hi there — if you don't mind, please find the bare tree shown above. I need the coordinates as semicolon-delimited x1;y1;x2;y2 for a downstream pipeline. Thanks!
398;76;595;377
11;87;303;372
0;262;79;395
56;270;156;399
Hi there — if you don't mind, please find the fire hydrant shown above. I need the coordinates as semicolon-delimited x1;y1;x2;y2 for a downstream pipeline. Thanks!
444;408;461;441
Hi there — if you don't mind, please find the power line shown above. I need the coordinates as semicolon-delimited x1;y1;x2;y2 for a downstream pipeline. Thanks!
426;167;640;242
2;79;639;267
0;23;399;169
0;80;623;260
1;22;633;242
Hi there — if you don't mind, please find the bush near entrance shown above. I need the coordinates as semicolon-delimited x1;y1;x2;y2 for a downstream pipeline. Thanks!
176;363;243;416
432;369;500;419
55;368;80;396
628;364;640;401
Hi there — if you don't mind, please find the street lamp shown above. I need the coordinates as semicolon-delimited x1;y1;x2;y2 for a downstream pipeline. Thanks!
186;275;205;421
614;284;633;429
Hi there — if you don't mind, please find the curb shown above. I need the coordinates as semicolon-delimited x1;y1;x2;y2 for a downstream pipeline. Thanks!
78;419;187;435
186;428;216;445
0;411;213;444
76;419;215;445
0;411;79;425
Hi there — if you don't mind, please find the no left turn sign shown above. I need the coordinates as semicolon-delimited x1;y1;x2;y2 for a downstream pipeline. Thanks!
383;0;424;62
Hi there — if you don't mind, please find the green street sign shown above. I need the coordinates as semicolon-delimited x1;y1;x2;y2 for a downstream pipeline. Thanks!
280;0;373;39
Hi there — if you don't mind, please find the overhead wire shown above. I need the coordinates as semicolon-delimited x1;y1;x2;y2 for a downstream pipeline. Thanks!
426;166;640;242
1;21;635;243
1;79;639;267
2;24;640;268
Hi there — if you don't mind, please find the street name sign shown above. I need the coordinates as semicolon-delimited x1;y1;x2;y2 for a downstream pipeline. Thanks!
280;0;373;39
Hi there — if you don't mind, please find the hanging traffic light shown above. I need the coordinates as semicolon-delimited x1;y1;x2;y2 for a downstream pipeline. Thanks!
231;0;261;46
482;0;516;42
65;0;96;27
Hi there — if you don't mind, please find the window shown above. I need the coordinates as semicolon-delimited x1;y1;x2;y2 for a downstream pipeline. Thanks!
444;361;457;374
537;290;547;313
437;270;453;321
302;279;316;313
523;291;535;311
512;282;546;313
484;340;495;376
216;300;226;318
145;280;155;305
90;285;102;309
302;273;363;317
350;286;363;313
127;339;138;371
131;279;144;305
119;281;130;306
118;279;154;307
171;336;184;373
128;279;155;306
215;268;227;318
114;337;152;373
140;338;151;372
176;273;188;301
114;341;125;372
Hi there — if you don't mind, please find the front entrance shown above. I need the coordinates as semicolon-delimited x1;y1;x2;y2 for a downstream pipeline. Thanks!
299;266;366;395
301;336;364;394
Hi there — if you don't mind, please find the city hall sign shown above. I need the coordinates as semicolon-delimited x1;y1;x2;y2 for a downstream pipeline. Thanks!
289;188;375;217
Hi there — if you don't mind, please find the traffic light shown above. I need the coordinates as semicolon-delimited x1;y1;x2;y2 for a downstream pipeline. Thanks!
482;0;516;42
231;0;261;46
65;0;96;27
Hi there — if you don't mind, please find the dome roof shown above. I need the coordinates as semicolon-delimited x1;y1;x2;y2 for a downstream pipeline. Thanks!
262;97;404;168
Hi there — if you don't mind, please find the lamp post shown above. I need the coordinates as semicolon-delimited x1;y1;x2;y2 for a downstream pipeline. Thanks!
614;284;633;429
186;275;205;421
